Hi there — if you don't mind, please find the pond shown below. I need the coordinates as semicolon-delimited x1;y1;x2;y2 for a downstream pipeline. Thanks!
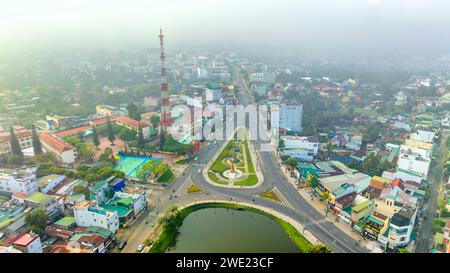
167;207;299;253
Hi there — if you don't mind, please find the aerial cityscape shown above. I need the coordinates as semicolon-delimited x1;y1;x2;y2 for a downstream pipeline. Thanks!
1;0;450;260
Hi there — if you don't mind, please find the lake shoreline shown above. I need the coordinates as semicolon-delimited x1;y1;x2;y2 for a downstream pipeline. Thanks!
148;202;313;253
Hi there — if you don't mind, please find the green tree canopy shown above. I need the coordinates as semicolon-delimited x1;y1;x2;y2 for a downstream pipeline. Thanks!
137;127;145;149
25;209;47;236
107;120;115;145
150;115;160;129
9;126;23;157
32;124;43;154
92;127;100;147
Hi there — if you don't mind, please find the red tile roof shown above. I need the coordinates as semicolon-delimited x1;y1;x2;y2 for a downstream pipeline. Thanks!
115;115;150;128
55;125;92;137
12;233;38;246
91;116;113;125
39;133;74;153
391;178;405;190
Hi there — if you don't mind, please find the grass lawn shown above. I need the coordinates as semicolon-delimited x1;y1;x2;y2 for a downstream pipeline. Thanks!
259;191;281;202
157;169;175;184
234;175;258;186
208;134;258;187
187;184;202;193
207;172;228;185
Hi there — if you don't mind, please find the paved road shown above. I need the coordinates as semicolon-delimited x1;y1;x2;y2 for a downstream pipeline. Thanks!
415;132;448;253
120;65;369;253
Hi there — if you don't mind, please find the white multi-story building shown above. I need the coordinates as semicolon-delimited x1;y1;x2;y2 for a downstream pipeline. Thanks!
0;167;38;195
249;71;276;84
37;174;66;194
397;153;430;178
251;83;268;96
409;130;435;144
279;105;303;133
197;67;208;80
74;201;119;234
205;88;223;102
387;208;418;248
400;139;433;159
281;136;319;161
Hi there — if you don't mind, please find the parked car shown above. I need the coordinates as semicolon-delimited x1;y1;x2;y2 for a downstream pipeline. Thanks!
118;241;127;250
137;244;145;252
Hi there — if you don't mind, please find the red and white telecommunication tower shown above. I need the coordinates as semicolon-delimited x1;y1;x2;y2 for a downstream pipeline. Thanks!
159;28;171;149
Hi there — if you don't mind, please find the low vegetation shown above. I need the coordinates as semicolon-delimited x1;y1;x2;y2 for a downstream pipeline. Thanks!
187;184;202;193
259;191;281;202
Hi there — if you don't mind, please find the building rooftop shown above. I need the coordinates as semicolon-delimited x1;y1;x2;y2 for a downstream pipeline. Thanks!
54;216;75;229
403;139;433;151
37;174;65;188
39;132;74;153
352;200;372;213
115;115;150;129
320;172;370;192
391;209;415;227
26;192;55;204
12;232;38;247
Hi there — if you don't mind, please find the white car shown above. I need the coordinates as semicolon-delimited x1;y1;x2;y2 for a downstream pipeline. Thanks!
197;168;202;174
137;244;145;252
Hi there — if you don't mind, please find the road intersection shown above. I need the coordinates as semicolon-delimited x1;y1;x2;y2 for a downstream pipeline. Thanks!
120;67;370;253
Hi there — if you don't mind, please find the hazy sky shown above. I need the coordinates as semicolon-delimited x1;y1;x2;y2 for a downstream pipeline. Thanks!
1;0;450;59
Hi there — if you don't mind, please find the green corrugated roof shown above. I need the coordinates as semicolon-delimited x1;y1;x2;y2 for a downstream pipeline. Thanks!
91;180;108;191
26;192;54;204
55;216;75;228
206;82;222;90
67;193;84;202
85;226;113;237
352;200;371;212
100;204;132;218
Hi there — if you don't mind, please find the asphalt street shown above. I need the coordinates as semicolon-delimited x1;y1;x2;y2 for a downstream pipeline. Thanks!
120;66;369;253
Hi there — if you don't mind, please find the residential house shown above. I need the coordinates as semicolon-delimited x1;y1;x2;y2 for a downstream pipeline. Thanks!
73;201;119;234
11;232;42;253
0;167;38;195
387;207;418;249
37;174;66;194
281;135;319;161
345;134;363;151
24;192;63;216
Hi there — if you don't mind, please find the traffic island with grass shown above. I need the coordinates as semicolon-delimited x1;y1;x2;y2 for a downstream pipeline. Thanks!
259;191;281;202
187;183;202;194
207;131;259;187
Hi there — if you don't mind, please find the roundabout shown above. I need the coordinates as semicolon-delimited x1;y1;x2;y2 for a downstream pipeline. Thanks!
204;129;263;188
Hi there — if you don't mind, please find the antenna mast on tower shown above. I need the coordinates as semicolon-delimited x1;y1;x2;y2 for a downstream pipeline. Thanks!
159;27;171;150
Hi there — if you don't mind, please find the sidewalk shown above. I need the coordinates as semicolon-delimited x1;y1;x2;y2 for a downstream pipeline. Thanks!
273;153;377;252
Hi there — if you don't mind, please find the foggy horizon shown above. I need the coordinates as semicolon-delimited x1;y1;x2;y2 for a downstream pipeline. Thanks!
1;0;450;61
